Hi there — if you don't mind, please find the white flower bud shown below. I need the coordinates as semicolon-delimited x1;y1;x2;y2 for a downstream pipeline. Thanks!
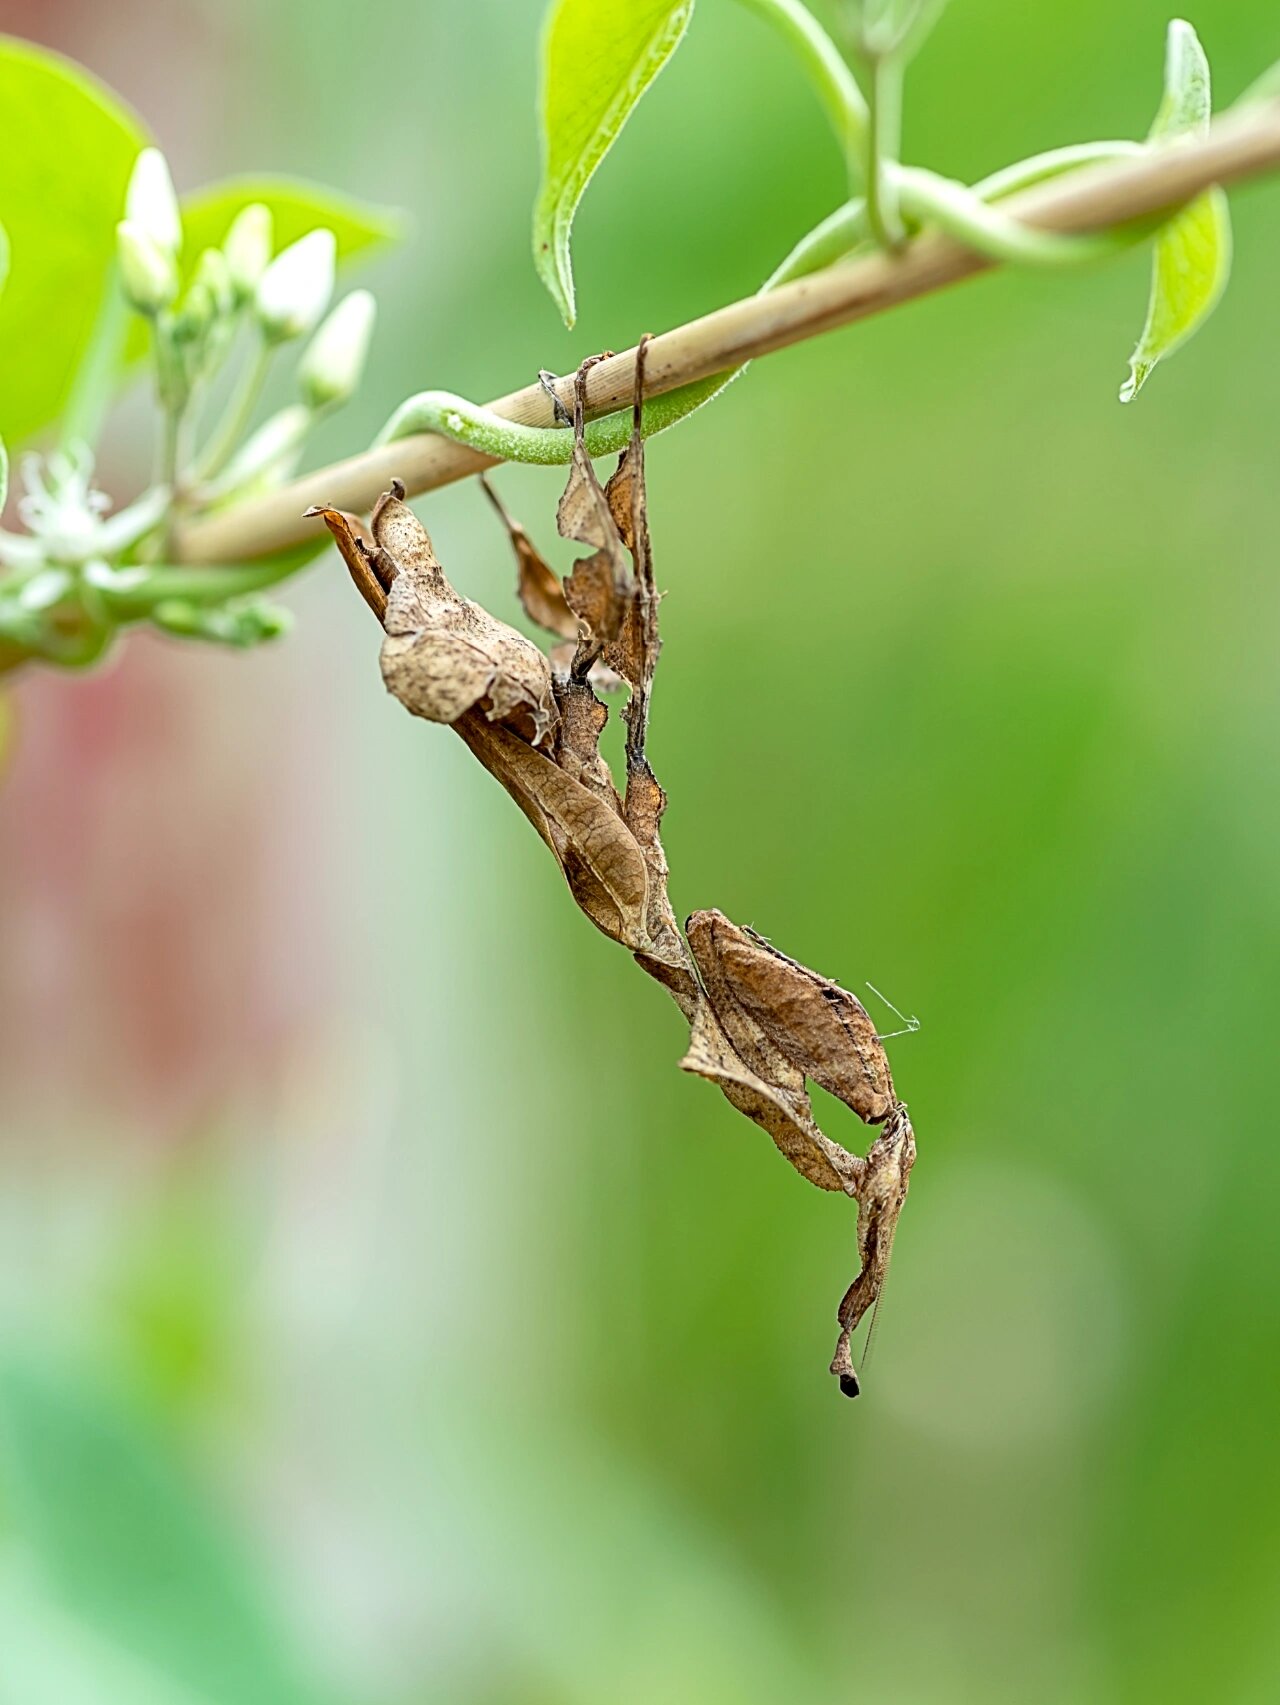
124;147;182;259
191;247;234;319
297;289;377;408
116;220;179;314
171;279;215;344
223;203;273;300
254;228;336;342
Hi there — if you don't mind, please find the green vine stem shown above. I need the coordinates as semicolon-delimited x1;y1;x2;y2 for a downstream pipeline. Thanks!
378;146;1152;472
96;544;317;616
4;0;1275;676
379;0;1151;476
192;333;275;482
863;48;906;249
734;0;869;184
170;99;1280;566
894;167;1140;266
972;139;1147;199
378;373;732;465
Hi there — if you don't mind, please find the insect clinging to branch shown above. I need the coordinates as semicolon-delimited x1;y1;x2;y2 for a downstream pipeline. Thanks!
307;342;918;1396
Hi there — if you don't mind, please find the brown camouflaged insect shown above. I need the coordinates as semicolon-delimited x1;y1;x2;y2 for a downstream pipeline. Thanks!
307;341;919;1397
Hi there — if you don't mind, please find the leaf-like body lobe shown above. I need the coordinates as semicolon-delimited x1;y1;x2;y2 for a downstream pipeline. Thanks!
376;492;559;748
687;910;896;1123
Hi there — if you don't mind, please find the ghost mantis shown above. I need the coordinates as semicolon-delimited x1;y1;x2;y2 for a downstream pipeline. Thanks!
308;343;917;1397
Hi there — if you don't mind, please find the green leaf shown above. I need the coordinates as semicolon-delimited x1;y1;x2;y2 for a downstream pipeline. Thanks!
0;433;8;513
534;0;694;326
0;1357;337;1705
179;175;402;267
0;38;149;446
1120;20;1232;403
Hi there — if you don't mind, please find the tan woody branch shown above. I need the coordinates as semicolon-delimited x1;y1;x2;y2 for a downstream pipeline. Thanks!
174;100;1280;567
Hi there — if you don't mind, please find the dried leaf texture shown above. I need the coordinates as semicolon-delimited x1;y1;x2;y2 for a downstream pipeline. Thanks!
315;346;920;1397
455;711;651;951
555;365;645;690
480;477;578;642
550;345;690;993
680;1003;863;1194
687;910;897;1124
377;492;559;748
563;549;631;672
305;504;386;619
687;907;911;1393
606;444;638;550
552;677;619;804
556;420;625;559
830;1104;916;1392
624;759;699;1005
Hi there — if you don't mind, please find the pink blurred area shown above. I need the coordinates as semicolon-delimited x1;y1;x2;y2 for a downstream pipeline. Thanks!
4;0;236;170
0;0;340;1146
1;642;328;1140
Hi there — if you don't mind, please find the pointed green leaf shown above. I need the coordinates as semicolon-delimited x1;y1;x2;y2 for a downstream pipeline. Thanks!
0;38;149;446
1120;20;1232;403
179;175;402;267
534;0;694;326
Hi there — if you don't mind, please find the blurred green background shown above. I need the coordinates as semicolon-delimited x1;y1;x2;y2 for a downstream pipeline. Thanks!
2;1;1279;1701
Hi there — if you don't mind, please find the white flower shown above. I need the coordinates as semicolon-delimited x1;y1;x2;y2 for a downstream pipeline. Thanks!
117;220;179;314
298;290;377;407
254;228;336;342
223;203;273;299
124;147;182;259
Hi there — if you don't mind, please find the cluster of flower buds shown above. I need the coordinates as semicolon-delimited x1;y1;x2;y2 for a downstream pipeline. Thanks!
114;148;378;472
0;145;382;671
